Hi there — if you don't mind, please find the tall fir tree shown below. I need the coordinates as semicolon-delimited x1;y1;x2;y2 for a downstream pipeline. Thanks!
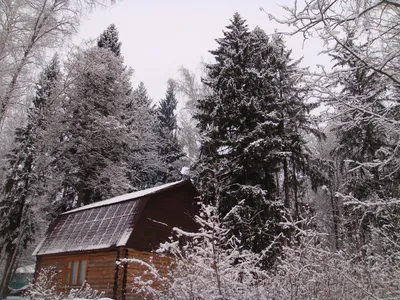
157;79;185;183
196;13;283;261
97;23;122;57
195;14;316;262
265;34;318;221
126;82;166;189
53;27;133;208
328;38;392;253
0;55;61;298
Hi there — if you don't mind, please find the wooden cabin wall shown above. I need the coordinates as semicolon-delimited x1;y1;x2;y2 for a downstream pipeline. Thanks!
35;249;172;300
126;184;199;251
86;251;119;298
35;250;119;298
122;248;172;300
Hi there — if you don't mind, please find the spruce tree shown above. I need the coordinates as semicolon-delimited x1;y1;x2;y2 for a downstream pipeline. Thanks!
54;29;133;208
329;38;390;252
195;13;284;261
157;79;184;183
266;34;318;221
196;14;317;262
97;23;122;57
0;55;61;298
126;82;165;189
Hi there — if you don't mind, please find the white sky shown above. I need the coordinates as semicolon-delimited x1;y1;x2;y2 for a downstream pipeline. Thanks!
78;0;326;104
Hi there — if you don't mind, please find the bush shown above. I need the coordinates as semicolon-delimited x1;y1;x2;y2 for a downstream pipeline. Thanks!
26;267;105;300
128;205;400;299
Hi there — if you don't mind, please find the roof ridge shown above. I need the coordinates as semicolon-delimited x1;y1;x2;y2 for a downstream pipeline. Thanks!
62;180;189;215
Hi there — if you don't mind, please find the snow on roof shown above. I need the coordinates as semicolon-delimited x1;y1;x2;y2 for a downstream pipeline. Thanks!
36;199;145;255
63;180;187;215
15;264;35;274
34;180;192;256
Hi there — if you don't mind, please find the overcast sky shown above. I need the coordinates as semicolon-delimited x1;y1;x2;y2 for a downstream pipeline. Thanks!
78;0;325;104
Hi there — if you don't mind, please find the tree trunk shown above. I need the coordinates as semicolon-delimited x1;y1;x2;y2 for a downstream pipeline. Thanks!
0;0;55;128
0;246;19;299
283;157;290;210
330;186;340;250
292;163;299;221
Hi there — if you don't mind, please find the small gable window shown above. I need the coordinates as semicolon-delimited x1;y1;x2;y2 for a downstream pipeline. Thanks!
64;257;87;286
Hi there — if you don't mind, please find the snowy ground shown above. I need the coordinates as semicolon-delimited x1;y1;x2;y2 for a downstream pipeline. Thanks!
6;296;112;300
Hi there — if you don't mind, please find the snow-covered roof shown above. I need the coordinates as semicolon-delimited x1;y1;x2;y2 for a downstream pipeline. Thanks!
63;180;186;215
34;180;191;256
15;264;35;274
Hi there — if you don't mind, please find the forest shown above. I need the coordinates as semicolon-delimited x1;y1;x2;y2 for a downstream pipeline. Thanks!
0;0;400;299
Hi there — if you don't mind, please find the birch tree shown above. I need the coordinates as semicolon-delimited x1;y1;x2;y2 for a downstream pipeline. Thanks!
271;0;400;254
0;55;62;298
0;0;116;137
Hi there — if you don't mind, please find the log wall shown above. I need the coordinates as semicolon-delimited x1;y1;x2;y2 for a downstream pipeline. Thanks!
36;250;118;298
35;248;172;300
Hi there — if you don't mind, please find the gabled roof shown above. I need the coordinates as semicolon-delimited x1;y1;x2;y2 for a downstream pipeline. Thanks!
33;180;192;256
63;180;187;214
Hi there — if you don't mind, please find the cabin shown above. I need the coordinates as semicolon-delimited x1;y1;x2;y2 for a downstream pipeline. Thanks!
33;180;199;300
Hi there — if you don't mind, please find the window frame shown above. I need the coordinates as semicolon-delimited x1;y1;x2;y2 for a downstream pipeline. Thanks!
63;255;88;286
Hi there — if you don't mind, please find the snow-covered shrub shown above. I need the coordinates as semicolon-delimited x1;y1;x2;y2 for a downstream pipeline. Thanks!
27;267;105;300
264;232;400;299
26;267;59;299
128;204;400;300
127;204;276;299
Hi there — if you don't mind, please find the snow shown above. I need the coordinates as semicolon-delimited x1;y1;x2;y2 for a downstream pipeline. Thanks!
116;229;132;247
63;180;186;214
6;298;113;300
15;264;35;274
180;166;190;175
73;298;113;300
147;218;169;227
32;238;45;256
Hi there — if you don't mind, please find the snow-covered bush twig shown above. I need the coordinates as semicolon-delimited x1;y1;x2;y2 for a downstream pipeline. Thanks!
27;267;105;300
128;203;400;300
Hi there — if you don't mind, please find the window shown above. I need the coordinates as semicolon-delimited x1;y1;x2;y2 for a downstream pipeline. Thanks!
64;257;87;286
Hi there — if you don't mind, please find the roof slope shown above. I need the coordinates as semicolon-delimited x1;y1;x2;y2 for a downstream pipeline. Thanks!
63;180;187;214
34;180;190;256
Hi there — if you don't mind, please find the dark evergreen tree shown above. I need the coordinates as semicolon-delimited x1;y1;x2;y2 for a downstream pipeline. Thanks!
328;38;391;253
195;14;317;263
266;34;319;222
0;55;61;298
159;79;178;133
157;79;185;183
195;14;284;263
126;82;166;189
97;23;122;57
53;39;133;208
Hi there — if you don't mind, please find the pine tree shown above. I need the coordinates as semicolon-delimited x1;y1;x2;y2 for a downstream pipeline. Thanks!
97;23;122;57
159;79;178;133
157;79;185;183
0;55;61;298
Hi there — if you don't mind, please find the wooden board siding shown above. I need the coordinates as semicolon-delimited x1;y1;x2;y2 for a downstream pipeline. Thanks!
36;250;118;298
126;183;199;251
122;248;172;300
86;251;118;297
36;248;173;300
